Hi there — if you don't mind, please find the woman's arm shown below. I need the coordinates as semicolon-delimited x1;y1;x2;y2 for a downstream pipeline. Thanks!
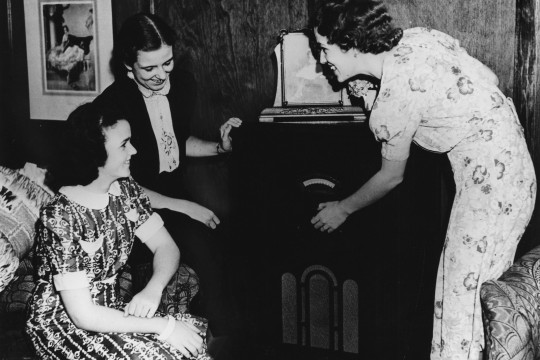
185;136;222;157
124;226;180;318
311;157;407;232
185;117;242;156
142;186;220;229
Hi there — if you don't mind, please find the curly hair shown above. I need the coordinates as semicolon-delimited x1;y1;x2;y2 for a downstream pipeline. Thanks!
46;103;125;191
311;0;403;54
111;13;176;77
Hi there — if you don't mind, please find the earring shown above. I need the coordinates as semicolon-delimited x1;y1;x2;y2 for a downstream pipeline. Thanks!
127;71;134;79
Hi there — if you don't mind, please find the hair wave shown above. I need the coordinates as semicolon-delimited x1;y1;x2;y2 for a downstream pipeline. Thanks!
311;0;403;54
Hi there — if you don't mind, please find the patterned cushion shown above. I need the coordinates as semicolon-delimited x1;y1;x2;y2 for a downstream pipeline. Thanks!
160;263;199;314
480;246;540;360
0;232;19;293
0;166;52;293
0;257;35;313
0;166;53;258
131;262;199;314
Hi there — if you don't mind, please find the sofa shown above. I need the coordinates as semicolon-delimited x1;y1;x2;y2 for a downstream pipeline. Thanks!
0;164;200;359
480;245;540;360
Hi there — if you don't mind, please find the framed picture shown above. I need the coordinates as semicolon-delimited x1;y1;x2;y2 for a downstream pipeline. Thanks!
23;0;114;120
280;31;343;106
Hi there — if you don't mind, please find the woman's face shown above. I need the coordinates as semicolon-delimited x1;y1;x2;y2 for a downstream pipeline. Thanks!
314;29;360;83
99;120;137;182
127;45;174;91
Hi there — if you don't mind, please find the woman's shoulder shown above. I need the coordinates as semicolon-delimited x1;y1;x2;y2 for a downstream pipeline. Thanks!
401;27;462;51
94;76;139;104
116;177;144;198
39;193;71;218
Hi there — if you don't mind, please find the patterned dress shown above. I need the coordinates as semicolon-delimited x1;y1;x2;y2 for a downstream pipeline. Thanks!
366;28;536;360
26;177;212;360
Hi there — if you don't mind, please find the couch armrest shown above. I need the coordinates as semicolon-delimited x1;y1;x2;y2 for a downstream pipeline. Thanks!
480;246;540;360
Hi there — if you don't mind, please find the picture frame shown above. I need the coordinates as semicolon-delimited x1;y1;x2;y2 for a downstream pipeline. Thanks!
279;30;343;107
23;0;114;121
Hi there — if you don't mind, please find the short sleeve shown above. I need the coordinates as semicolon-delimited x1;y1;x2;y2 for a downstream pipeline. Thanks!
38;204;90;291
369;44;432;161
119;177;164;242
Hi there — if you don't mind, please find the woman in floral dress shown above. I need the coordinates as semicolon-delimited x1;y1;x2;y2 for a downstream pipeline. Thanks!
309;1;536;359
26;103;212;359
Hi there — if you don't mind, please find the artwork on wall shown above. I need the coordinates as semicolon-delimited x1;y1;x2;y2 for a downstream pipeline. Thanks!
23;0;114;120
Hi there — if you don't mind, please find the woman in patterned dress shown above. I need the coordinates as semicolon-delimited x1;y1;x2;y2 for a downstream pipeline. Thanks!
309;1;536;359
26;103;212;359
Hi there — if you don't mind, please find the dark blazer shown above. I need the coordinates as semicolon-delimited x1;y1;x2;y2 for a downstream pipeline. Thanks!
94;68;197;198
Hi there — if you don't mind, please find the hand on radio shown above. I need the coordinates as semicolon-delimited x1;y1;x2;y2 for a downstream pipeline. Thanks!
311;201;348;233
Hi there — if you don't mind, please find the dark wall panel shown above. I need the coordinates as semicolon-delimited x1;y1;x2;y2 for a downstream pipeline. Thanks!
155;0;310;138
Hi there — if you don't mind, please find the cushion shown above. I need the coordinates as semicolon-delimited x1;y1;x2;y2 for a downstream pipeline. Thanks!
131;262;199;314
160;263;199;314
0;165;53;257
0;232;19;293
0;165;53;293
480;246;540;360
0;257;35;313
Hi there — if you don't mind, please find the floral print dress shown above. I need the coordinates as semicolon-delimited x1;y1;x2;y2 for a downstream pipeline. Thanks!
366;28;536;360
26;177;212;360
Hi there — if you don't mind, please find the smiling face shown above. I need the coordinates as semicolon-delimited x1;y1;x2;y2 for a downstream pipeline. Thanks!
314;29;362;83
126;45;174;91
98;120;137;183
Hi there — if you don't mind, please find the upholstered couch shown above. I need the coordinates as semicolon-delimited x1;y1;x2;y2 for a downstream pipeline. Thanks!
480;245;540;360
0;164;199;359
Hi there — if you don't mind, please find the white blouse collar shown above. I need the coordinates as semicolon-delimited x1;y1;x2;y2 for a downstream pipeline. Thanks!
59;181;122;209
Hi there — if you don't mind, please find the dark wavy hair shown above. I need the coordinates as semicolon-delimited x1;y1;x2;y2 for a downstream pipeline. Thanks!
111;12;176;77
46;103;125;191
311;0;403;54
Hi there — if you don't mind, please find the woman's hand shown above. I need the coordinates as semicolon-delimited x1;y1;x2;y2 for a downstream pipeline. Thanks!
166;319;204;358
183;201;220;229
219;117;243;152
311;201;349;233
124;283;162;318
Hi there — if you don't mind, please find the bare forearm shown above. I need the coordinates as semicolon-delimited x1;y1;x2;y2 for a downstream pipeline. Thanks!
147;240;180;292
141;187;219;228
143;186;193;212
74;304;168;334
186;136;219;157
340;169;403;214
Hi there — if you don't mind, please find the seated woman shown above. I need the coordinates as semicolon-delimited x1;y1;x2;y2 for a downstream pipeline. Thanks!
25;102;212;360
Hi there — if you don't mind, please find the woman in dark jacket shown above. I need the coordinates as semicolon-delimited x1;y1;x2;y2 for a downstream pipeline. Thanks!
93;13;241;343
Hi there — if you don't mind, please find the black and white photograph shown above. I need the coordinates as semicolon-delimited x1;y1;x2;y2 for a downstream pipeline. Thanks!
23;0;113;121
2;1;540;360
41;1;97;93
